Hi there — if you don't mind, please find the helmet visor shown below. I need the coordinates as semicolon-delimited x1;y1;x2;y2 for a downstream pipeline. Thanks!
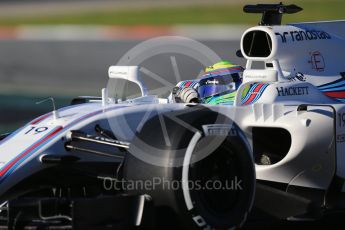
198;73;241;98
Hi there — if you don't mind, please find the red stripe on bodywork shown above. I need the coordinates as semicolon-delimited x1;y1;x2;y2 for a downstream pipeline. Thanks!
244;84;264;105
31;113;51;125
0;126;63;177
184;81;192;87
0;106;125;179
324;91;345;98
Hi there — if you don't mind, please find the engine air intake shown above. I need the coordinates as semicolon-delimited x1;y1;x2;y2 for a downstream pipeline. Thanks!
242;30;272;58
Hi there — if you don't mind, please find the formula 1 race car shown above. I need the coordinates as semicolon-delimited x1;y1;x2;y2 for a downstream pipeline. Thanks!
1;3;345;230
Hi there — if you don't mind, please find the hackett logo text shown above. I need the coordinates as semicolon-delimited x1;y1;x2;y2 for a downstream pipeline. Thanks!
276;86;309;96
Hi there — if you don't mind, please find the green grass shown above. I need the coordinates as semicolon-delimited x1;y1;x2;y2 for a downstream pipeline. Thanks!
0;0;343;25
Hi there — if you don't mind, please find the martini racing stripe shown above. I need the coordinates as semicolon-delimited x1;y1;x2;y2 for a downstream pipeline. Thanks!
0;105;127;182
321;85;345;92
241;83;268;105
1;114;53;146
1;104;84;145
323;91;345;99
251;84;269;104
243;84;264;105
317;78;345;90
241;83;265;104
0;126;63;178
177;80;199;89
240;84;257;103
63;105;127;130
30;103;91;126
184;81;192;87
317;78;345;100
30;113;52;125
336;98;345;103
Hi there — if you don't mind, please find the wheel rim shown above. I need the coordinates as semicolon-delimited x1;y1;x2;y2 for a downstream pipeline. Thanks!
191;143;242;216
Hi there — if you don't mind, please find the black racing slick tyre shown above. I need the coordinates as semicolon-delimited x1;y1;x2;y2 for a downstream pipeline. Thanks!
123;105;255;230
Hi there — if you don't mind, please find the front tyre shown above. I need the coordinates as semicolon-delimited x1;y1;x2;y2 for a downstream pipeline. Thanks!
123;106;255;229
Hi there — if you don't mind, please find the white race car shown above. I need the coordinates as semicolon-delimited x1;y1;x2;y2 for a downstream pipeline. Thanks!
0;3;345;230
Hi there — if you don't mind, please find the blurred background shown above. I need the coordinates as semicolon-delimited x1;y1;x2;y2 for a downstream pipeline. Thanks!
0;0;344;228
0;0;343;133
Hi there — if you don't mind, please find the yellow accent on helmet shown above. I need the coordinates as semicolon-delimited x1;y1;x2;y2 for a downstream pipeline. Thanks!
205;60;239;73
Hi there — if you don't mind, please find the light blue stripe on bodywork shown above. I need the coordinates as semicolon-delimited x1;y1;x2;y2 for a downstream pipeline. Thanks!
319;85;345;92
251;84;269;104
241;83;259;104
318;81;345;90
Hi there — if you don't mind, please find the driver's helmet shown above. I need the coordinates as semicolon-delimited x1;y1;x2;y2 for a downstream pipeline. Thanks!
198;61;244;105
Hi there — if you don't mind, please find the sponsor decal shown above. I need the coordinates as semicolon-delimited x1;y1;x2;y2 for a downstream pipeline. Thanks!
308;51;325;72
276;86;309;96
206;79;219;85
241;83;269;105
111;71;128;76
275;30;331;43
202;124;237;137
295;72;306;81
288;72;306;82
